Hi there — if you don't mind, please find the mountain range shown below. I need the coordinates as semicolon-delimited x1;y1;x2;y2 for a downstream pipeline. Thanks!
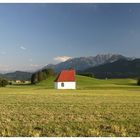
0;71;32;81
83;58;140;78
44;54;133;72
0;54;139;80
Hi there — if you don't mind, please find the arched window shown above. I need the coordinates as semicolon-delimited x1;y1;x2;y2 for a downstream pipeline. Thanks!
61;82;64;87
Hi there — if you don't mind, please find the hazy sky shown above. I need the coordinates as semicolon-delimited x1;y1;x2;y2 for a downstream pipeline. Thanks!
0;3;140;72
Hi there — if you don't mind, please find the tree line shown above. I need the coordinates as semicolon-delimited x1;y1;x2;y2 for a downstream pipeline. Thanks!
137;78;140;86
31;68;55;84
78;72;94;78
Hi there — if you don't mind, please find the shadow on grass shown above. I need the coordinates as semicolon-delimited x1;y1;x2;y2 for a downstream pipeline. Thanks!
11;83;33;86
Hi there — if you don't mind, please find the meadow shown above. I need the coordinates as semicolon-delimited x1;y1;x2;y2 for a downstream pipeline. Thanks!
0;75;140;137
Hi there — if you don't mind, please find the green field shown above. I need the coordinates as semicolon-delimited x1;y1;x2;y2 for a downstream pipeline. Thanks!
0;75;140;136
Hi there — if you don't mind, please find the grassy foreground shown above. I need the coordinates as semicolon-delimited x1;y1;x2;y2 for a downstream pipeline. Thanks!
0;76;140;136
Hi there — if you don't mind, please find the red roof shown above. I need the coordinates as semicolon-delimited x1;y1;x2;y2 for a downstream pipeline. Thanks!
54;70;75;82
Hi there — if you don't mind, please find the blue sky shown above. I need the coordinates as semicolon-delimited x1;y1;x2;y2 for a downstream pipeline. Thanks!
0;3;140;72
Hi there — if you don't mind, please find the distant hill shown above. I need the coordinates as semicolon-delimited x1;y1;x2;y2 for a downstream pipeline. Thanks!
44;54;132;72
2;71;32;81
83;59;140;78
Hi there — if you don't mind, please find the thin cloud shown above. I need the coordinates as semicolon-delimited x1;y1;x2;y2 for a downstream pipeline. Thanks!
54;56;72;62
0;64;12;72
20;46;26;50
30;64;40;67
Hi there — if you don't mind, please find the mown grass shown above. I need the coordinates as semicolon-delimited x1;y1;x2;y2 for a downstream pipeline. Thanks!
0;75;140;137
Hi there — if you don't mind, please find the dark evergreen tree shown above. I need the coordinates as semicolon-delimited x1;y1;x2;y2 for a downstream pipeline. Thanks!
31;68;55;84
137;78;140;85
45;68;55;77
42;71;47;80
38;71;44;82
0;78;8;87
31;73;38;84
